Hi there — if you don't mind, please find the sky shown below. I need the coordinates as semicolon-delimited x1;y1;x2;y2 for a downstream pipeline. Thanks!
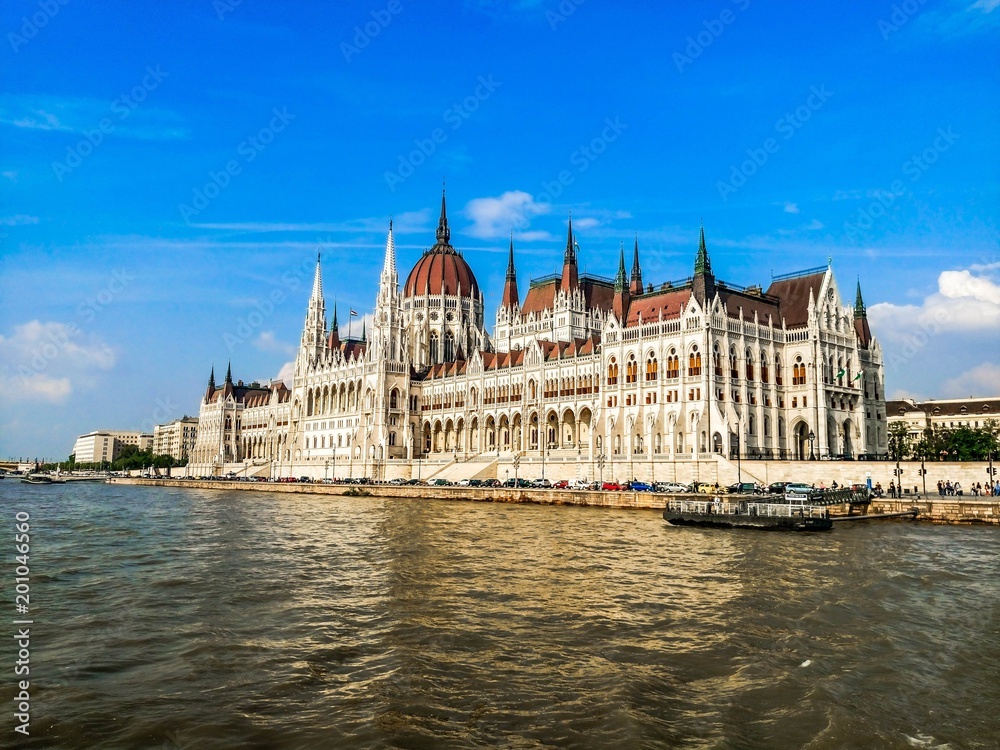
1;0;998;460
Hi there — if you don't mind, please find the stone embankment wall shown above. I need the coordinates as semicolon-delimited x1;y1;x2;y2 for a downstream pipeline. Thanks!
108;478;999;524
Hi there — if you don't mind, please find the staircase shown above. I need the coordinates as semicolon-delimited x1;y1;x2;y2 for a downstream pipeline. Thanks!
425;456;498;483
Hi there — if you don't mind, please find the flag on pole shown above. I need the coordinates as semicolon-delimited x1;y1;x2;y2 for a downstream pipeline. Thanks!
854;370;863;380
350;309;358;317
836;367;846;379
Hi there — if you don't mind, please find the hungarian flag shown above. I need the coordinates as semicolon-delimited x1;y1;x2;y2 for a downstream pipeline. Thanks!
854;370;863;380
836;367;846;379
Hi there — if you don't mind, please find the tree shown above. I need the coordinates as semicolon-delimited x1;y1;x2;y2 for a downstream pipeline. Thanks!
887;422;910;460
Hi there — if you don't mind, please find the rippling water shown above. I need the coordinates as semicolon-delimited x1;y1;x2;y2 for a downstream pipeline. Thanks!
2;481;998;749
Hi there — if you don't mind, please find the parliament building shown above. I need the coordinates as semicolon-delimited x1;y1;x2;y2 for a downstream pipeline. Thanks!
188;192;887;482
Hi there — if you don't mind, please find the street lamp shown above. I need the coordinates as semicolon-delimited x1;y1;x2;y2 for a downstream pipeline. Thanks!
513;452;521;486
596;452;606;486
735;434;742;484
324;458;330;481
808;430;816;461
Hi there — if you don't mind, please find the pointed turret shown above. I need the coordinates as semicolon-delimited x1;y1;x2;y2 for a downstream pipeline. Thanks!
691;222;716;305
854;278;872;348
310;251;323;302
613;241;630;321
560;214;579;292
501;234;520;309
327;304;341;349
225;361;232;384
204;366;216;402
629;234;643;295
381;219;397;285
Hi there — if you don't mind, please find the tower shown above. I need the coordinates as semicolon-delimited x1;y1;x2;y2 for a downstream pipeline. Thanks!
691;224;716;306
296;254;327;374
612;242;630;321
629;235;643;295
560;215;579;293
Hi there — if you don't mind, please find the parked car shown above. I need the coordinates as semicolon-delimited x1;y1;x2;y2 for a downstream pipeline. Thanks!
483;478;502;487
768;481;791;495
456;478;472;486
570;479;592;490
532;478;552;488
552;479;569;489
726;482;761;495
655;482;688;493
601;481;622;491
503;478;531;488
628;481;653;492
689;482;717;494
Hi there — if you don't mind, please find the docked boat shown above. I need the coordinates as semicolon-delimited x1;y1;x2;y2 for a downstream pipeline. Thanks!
663;496;833;531
20;474;59;485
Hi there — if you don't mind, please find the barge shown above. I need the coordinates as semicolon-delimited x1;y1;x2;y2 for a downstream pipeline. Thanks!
663;497;833;531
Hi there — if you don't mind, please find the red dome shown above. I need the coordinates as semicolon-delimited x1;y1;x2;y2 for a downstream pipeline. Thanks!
403;246;480;298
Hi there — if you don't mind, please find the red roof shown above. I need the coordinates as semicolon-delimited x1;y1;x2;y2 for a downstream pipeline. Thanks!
765;272;825;328
626;289;691;326
403;247;480;298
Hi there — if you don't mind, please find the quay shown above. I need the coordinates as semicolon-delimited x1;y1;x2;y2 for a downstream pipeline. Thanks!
106;478;1000;524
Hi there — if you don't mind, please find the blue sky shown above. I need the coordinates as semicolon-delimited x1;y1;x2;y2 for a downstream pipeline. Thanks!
1;0;998;460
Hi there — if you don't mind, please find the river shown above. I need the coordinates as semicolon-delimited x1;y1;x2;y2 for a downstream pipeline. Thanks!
1;481;998;749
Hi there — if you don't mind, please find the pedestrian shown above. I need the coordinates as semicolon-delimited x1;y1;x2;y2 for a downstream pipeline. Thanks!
889;481;896;498
937;480;943;496
954;481;962;497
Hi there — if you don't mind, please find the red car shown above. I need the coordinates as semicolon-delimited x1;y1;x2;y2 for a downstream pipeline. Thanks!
553;480;569;489
601;481;622;491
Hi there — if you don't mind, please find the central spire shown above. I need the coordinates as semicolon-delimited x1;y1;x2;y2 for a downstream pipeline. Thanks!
435;188;451;246
381;219;397;283
694;223;711;276
613;241;630;321
854;279;866;318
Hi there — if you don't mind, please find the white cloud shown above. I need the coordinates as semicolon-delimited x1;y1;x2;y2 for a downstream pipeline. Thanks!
868;267;1000;339
0;215;39;226
0;321;116;404
254;331;295;356
574;217;601;229
465;190;550;239
3;171;18;181
971;0;999;12
941;363;1000;398
783;202;800;214
275;361;295;386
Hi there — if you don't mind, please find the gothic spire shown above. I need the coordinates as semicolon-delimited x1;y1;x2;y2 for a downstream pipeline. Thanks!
629;234;643;295
208;365;215;389
225;361;232;384
854;278;866;318
501;233;520;309
694;222;711;276
560;213;579;292
328;303;341;349
613;241;630;321
310;252;323;301
435;188;451;246
381;219;397;284
615;241;627;292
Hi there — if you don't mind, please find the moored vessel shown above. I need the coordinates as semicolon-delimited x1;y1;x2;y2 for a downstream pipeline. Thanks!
663;496;833;531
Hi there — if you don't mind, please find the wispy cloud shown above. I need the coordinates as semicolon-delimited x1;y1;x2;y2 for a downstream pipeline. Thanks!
0;215;39;226
465;190;551;239
783;202;800;214
253;331;295;356
0;94;189;141
941;362;1000;398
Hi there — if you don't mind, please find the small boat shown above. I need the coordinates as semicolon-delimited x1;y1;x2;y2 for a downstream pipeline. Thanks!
663;496;833;531
20;474;58;485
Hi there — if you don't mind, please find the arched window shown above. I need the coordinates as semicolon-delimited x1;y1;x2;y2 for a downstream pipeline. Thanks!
775;355;783;386
607;357;619;385
626;356;638;384
389;389;399;410
646;353;658;381
729;347;739;380
429;331;440;362
688;346;701;376
761;351;769;383
713;343;722;376
745;349;754;381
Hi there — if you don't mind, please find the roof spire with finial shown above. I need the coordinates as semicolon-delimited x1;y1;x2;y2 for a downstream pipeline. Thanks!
560;212;579;292
629;233;643;295
381;217;397;284
208;365;215;389
501;232;520;309
694;221;711;276
615;241;627;292
854;278;866;318
613;241;630;321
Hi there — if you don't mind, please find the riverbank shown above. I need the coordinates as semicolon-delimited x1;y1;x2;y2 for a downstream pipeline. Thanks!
107;478;999;524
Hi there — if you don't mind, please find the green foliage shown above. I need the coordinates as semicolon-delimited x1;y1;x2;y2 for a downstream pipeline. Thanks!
911;420;998;461
887;422;910;461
